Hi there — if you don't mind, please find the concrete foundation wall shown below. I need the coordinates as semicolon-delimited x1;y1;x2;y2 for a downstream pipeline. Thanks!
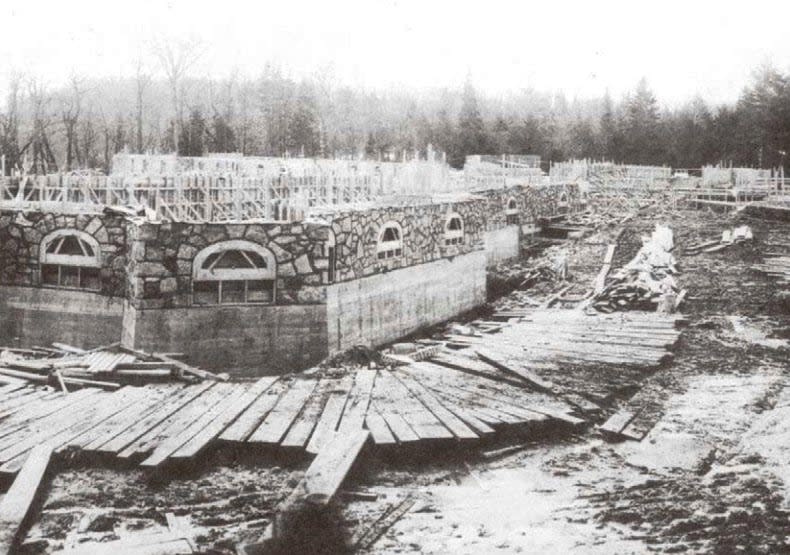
483;226;520;266
326;250;487;352
0;285;124;349
122;302;328;375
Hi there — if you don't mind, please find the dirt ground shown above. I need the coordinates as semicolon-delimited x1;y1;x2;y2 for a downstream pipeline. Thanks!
20;207;790;554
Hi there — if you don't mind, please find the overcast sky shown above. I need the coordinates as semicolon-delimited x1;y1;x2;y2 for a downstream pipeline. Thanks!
1;0;788;107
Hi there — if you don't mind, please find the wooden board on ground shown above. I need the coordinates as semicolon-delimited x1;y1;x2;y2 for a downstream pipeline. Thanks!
248;378;318;445
0;445;52;552
305;375;354;455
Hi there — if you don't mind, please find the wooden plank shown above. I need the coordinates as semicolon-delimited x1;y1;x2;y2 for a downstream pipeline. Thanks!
281;378;335;449
117;383;229;458
247;378;318;445
0;445;52;552
301;430;370;506
219;378;287;443
474;348;554;392
304;375;354;455
599;410;637;435
593;244;616;294
0;390;114;463
170;377;278;460
140;383;242;468
0;389;104;448
429;351;528;387
363;405;396;445
373;371;451;440
72;386;175;451
373;400;420;443
336;370;377;434
96;383;212;454
0;389;94;441
393;370;477;440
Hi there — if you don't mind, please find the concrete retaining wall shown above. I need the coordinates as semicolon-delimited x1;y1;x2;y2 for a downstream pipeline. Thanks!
0;285;124;349
483;226;520;266
122;301;328;375
326;250;487;352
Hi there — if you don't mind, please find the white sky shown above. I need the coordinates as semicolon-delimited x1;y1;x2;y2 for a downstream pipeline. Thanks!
1;0;789;106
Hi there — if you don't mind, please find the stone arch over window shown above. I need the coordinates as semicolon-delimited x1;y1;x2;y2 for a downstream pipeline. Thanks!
192;240;276;305
40;229;101;290
505;197;519;225
376;221;403;260
444;212;464;246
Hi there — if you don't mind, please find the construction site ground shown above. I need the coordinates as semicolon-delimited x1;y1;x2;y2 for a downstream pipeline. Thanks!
19;206;790;554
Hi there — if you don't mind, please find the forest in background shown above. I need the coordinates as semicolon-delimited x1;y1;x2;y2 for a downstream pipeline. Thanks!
1;42;789;174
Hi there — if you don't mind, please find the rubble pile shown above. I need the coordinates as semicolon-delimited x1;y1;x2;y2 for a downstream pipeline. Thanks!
591;224;680;313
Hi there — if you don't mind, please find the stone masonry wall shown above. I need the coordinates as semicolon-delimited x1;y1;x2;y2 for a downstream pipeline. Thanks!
314;198;486;282
0;209;128;297
126;220;331;309
478;183;583;230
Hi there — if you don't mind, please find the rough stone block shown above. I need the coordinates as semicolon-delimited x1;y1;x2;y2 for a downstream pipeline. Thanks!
177;243;198;260
294;254;313;275
160;277;178;294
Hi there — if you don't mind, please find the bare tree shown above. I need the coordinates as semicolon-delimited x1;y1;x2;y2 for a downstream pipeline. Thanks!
0;72;23;174
60;74;87;170
152;37;204;154
19;78;57;174
133;58;152;154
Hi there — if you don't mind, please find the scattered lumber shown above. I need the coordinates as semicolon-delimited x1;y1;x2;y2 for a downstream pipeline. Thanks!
0;343;216;389
590;224;680;312
0;445;53;554
685;225;754;256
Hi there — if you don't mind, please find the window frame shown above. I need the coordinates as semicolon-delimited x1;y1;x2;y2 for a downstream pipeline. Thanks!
444;212;465;246
192;240;277;305
376;221;404;260
39;229;102;291
505;197;519;225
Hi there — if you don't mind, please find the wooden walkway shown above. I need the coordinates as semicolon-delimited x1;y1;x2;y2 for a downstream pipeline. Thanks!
0;309;683;475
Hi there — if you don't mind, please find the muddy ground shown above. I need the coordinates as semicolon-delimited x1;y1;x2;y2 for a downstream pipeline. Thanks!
19;207;790;554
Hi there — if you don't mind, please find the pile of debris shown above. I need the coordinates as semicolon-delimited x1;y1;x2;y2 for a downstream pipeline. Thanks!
685;225;753;255
0;342;223;390
591;224;682;313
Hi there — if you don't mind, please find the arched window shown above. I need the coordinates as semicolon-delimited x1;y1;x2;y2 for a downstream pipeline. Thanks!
376;221;403;260
558;191;569;214
192;240;276;305
444;213;464;246
40;230;101;290
505;197;519;225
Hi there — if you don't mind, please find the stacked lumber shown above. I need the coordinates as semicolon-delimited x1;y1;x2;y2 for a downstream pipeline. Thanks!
591;224;680;312
0;342;224;389
754;256;790;283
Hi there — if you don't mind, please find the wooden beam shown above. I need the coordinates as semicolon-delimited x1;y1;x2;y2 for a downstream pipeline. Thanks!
0;445;53;553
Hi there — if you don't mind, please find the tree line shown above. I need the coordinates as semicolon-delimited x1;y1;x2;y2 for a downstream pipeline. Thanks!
1;48;789;175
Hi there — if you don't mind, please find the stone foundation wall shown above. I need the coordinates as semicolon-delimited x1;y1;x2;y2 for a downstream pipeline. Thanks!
0;209;128;296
